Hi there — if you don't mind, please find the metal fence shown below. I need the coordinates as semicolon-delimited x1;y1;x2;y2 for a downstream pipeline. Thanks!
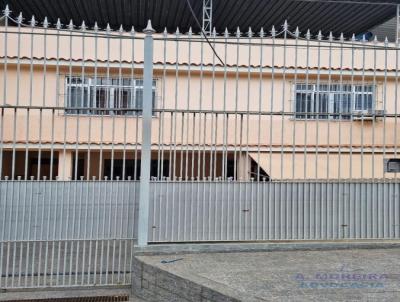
0;181;137;288
1;5;400;289
149;181;400;242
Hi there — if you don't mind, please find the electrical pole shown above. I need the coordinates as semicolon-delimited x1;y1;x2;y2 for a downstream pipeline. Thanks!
202;0;213;36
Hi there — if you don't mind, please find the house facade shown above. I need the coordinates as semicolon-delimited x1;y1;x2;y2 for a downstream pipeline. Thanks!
1;24;400;181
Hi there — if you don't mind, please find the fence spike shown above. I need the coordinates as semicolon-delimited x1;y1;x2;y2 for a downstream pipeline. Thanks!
119;24;124;33
30;15;36;27
373;35;378;44
17;12;23;24
329;31;333;42
305;29;311;40
259;27;265;38
224;27;229;38
188;26;193;36
43;17;49;28
294;26;300;38
106;23;111;33
351;33;356;41
212;27;216;37
340;32;344;42
144;19;155;34
81;21;86;31
236;27;241;38
175;26;180;36
247;27;253;38
163;27;167;37
56;18;62;29
68;19;74;30
317;30;322;41
130;26;135;35
283;19;288;31
94;22;99;31
362;34;366;43
271;25;276;37
3;4;10;17
384;36;389;46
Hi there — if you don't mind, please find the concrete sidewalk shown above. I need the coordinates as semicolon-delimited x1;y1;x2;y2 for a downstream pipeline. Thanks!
133;247;400;301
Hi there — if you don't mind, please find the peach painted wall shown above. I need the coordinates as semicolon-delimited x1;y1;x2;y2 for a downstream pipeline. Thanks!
1;26;400;179
1;67;399;149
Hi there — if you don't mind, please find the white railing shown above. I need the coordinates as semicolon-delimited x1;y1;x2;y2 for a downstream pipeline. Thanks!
0;181;137;288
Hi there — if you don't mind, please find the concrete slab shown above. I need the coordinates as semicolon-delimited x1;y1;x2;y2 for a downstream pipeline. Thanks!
135;240;400;255
134;248;400;301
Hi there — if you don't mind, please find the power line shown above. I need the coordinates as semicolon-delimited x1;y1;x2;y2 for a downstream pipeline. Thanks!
184;0;225;65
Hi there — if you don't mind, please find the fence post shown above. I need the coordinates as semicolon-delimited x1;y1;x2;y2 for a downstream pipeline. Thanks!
138;20;155;247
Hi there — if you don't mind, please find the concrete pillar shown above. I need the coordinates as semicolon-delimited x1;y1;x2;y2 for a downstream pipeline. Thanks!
138;20;155;247
58;150;73;180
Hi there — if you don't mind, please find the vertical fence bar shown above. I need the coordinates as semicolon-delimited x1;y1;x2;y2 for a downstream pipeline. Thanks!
1;7;9;180
327;32;333;180
2;6;9;108
138;20;155;247
396;13;400;182
383;38;389;238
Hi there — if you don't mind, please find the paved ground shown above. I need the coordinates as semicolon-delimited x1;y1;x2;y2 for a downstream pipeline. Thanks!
138;248;400;301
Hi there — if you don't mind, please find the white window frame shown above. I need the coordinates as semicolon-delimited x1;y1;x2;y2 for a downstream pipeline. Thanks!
293;82;376;120
65;76;157;116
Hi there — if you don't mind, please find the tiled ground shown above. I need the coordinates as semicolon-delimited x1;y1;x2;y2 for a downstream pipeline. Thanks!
138;248;400;301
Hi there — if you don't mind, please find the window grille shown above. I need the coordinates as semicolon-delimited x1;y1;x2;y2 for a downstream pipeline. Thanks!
294;83;375;120
65;76;156;115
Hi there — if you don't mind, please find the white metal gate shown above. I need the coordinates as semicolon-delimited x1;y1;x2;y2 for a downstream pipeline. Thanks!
1;3;400;289
149;181;400;242
0;181;137;288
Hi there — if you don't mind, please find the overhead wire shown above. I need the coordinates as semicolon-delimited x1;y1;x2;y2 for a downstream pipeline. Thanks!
184;0;225;65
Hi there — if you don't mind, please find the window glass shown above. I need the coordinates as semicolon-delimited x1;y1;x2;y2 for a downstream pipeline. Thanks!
67;86;89;114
